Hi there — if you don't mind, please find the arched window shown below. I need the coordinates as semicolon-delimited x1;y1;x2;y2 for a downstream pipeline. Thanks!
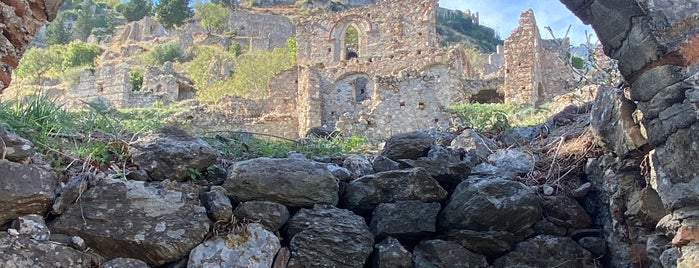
344;25;360;60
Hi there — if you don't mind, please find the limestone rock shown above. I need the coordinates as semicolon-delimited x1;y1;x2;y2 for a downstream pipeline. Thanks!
52;175;89;215
399;146;472;192
201;186;233;222
541;195;593;229
381;131;435;160
450;129;497;160
0;160;56;226
678;244;699;268
129;127;217;182
371;155;401;172
224;157;339;207
188;223;281;268
233;201;290;232
660;248;680;268
493;235;594;268
343;154;374;179
101;258;149;268
287;206;374;267
13;214;50;241
0;127;34;162
590;86;648;156
342;168;447;215
373;237;412;268
325;163;353;181
441;229;518;257
502;126;541;146
487;148;536;175
440;179;541;235
369;201;440;239
50;178;210;266
0;232;102;267
412;239;488;268
469;163;517;181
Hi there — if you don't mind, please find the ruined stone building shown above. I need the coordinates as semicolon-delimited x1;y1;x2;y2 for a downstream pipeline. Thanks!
503;9;573;105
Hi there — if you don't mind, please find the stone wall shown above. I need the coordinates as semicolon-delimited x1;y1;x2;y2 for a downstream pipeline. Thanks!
0;0;63;92
228;10;295;51
561;0;699;266
503;9;573;105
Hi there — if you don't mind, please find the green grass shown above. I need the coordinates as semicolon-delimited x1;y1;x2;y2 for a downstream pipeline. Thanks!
448;102;552;132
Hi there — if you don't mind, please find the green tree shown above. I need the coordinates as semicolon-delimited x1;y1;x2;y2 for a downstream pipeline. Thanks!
61;41;101;70
149;42;185;64
14;48;62;83
194;1;230;34
73;8;94;40
116;0;153;22
45;16;71;45
571;56;586;70
155;0;193;28
184;45;236;101
225;46;295;97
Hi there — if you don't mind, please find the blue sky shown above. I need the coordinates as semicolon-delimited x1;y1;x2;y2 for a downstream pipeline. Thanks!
440;0;598;46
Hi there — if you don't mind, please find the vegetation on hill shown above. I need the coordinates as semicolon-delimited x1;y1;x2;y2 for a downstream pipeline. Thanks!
437;10;503;53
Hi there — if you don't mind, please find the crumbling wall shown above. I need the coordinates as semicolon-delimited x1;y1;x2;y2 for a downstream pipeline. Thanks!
0;0;63;92
503;9;573;105
229;10;295;51
561;0;699;266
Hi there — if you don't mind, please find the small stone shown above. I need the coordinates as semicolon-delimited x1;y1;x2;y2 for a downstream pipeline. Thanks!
70;236;87;251
577;237;607;258
660;248;680;268
14;214;50;241
571;182;592;198
200;186;233;222
543;185;555;196
8;228;19;236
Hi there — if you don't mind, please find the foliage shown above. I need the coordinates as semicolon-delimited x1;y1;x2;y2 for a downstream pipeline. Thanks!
448;102;551;132
155;0;193;28
45;15;71;45
129;71;144;91
224;46;294;98
149;42;185;65
194;1;230;34
229;42;242;56
0;94;73;146
115;0;153;22
344;26;358;45
183;45;236;102
61;41;101;70
571;56;586;70
14;48;62;82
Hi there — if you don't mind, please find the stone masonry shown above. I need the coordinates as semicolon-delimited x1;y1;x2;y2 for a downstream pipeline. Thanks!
0;0;63;92
503;9;573;105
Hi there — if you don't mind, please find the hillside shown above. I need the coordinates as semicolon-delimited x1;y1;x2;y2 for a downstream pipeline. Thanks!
436;10;503;52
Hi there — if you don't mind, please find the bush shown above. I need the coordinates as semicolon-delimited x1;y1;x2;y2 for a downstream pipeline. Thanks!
448;102;551;132
14;47;62;83
116;0;153;22
61;40;101;70
194;1;230;34
571;56;586;70
155;0;193;28
130;71;144;91
183;45;236;102
149;42;185;65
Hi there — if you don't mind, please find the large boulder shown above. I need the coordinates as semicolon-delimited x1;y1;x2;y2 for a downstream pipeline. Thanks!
342;168;447;214
369;201;440;239
381;131;435;160
343;154;375;179
412;239;488;268
224;157;339;207
590;86;648;156
0;127;34;163
450;129;497;160
399;146;472;192
200;186;233;222
487;148;536;175
0;160;56;226
441;229;519;258
129;127;217;182
440;179;541;235
0;232;103;267
373;237;412;268
188;223;280;268
540;195;593;229
233;201;290;232
287;206;374;267
50;178;210;266
493;235;594;267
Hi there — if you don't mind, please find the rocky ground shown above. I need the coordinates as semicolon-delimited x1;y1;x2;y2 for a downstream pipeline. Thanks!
0;85;680;267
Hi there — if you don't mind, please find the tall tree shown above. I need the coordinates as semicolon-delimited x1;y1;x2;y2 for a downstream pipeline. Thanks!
155;0;193;28
116;0;153;22
194;1;229;34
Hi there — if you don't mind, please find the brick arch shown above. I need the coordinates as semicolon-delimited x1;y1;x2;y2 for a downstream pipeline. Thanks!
329;15;373;62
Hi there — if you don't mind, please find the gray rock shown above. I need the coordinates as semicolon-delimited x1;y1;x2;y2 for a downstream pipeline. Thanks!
342;168;447;215
440;179;541;235
0;232;102;267
371;154;401;172
412;239;488;268
493;235;594;268
502;126;541;146
50;178;210;266
571;182;592;199
660;248;680;268
325;163;352;181
224;157;339;207
0;127;34;163
469;163;517;181
101;258;149;268
188;223;280;268
487;148;535;175
578;237;607;258
130;127;217;182
233;201;290;232
381;131;435;160
0;160;56;226
678;244;699;267
541;195;593;228
373;237;412;268
287;206;374;267
442;229;518;257
370;201;440;238
532;219;567;236
343;154;374;179
52;175;89;215
400;146;472;192
450;129;497;160
13;214;50;241
590;86;648;156
201;186;233;222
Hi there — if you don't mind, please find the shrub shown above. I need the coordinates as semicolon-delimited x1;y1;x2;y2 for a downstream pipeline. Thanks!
129;71;144;91
14;48;62;83
155;0;193;28
194;1;230;34
571;56;586;70
149;42;185;65
61;40;101;70
115;0;153;22
183;45;236;102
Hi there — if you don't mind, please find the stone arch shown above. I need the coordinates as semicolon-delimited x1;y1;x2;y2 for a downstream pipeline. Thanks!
329;15;373;62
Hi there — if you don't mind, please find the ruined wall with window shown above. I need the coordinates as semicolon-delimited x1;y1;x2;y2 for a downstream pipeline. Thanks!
503;9;573;105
